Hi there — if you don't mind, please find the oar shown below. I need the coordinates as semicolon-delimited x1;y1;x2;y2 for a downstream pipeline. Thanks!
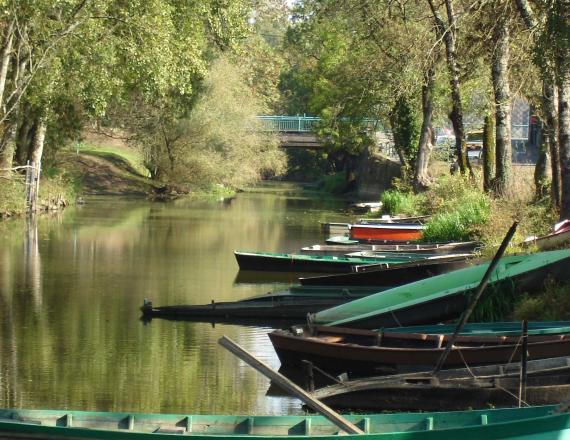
218;336;364;435
432;221;519;374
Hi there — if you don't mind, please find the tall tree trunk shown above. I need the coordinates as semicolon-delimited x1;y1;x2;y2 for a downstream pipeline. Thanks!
514;0;561;207
426;0;469;174
491;12;512;196
544;77;561;207
0;57;27;176
415;60;436;190
15;114;34;165
0;19;15;108
0;120;18;177
29;117;47;168
559;72;570;219
534;126;549;200
483;114;495;192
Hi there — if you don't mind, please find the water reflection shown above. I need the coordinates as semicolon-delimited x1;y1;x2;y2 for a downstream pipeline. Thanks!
0;185;346;415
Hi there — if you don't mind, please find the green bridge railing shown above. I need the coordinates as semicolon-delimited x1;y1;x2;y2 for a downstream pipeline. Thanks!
256;115;320;132
256;115;381;133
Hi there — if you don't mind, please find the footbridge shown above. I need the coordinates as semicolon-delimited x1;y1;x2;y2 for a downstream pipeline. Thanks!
256;115;323;149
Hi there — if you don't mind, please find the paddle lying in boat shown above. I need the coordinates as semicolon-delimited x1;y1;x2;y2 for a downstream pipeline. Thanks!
269;324;570;375
234;250;445;273
312;249;570;329
140;286;382;321
300;255;473;287
2;405;570;439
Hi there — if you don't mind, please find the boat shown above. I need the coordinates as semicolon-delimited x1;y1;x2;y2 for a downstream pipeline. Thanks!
299;256;474;287
300;241;480;256
313;250;570;329
380;321;570;337
234;251;439;273
314;370;570;411
140;286;382;321
2;405;570;439
269;324;570;375
522;219;570;250
325;235;361;245
349;223;425;242
319;222;351;236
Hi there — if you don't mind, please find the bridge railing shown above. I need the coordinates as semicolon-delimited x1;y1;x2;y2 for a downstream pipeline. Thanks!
256;115;321;132
256;115;383;133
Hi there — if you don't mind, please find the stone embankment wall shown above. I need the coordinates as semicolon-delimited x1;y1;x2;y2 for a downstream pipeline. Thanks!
356;147;401;199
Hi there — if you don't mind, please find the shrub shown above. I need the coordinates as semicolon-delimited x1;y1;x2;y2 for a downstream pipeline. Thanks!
380;190;423;216
421;175;491;242
513;280;570;321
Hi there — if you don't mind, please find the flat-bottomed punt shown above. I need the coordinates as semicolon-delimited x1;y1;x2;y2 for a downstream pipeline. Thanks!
140;286;382;321
269;324;570;374
349;223;424;242
301;241;479;256
234;251;444;273
313;250;570;328
299;256;473;287
2;406;570;439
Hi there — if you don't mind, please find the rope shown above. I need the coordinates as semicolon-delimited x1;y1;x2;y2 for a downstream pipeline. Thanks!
389;310;403;327
456;348;477;379
311;364;344;384
493;382;530;407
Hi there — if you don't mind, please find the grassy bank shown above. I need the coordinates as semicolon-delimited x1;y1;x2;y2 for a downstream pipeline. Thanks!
375;169;567;321
0;171;78;218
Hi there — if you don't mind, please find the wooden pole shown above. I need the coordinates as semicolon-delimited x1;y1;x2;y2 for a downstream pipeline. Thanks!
518;319;528;407
218;336;364;435
432;221;518;373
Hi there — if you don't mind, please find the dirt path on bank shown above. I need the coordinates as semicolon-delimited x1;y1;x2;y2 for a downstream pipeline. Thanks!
57;151;155;196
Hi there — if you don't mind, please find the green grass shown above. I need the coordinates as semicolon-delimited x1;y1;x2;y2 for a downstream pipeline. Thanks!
72;142;150;177
0;177;26;217
380;189;424;216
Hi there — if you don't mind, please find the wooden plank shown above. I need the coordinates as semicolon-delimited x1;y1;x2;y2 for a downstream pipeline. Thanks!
218;336;364;435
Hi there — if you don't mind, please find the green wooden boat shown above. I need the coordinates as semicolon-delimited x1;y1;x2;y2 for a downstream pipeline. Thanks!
1;405;570;439
382;321;570;337
235;250;437;273
314;249;570;329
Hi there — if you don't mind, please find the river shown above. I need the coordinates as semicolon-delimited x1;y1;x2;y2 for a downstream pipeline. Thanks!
0;183;349;416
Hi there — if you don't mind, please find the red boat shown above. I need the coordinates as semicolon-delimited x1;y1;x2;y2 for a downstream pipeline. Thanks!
349;223;424;242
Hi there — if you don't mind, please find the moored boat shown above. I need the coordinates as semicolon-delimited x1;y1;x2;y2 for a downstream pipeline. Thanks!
299;256;474;287
300;241;480;256
140;286;382;321
522;219;570;250
234;251;437;273
1;405;570;439
310;355;570;411
269;324;570;374
313;250;570;329
349;223;424;242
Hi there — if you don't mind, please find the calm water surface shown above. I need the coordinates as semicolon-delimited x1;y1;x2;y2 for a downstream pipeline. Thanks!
0;184;348;416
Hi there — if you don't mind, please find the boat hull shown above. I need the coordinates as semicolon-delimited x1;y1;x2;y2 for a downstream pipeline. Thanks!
234;251;427;273
316;378;570;412
269;328;570;375
2;406;570;439
350;224;424;242
299;258;472;287
314;251;570;329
